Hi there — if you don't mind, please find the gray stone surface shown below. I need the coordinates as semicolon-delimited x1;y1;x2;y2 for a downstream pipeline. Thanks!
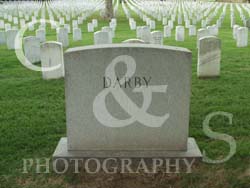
23;36;41;63
53;137;202;159
41;41;64;79
57;27;69;47
197;36;221;78
189;25;196;36
197;28;209;48
163;25;171;38
6;29;18;49
175;26;184;41
63;44;193;151
150;31;163;45
237;27;248;47
94;31;111;45
140;26;151;43
122;39;145;43
36;29;46;42
73;28;82;41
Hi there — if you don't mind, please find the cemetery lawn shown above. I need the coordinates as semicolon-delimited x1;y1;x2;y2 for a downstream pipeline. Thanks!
1;4;250;188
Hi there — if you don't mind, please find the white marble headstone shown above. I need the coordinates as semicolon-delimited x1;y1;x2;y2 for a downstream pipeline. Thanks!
41;41;64;79
23;36;41;63
197;36;221;78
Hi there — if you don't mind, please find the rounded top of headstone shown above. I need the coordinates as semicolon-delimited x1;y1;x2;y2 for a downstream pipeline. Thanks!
122;39;146;44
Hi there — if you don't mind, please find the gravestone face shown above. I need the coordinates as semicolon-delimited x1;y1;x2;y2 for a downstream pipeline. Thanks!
94;31;111;45
0;31;6;45
88;23;94;32
36;29;46;42
92;19;98;27
130;20;136;30
207;25;218;36
162;17;168;25
64;24;71;34
189;25;196;36
73;28;82;41
101;26;113;39
237;27;248;47
197;28;209;48
60;44;195;152
149;20;156;29
233;25;240;40
41;41;64;79
57;27;69;47
6;29;18;50
164;25;171;37
23;36;41;63
197;36;221;78
72;20;78;28
150;31;163;45
140;26;151;43
175;26;185;41
136;26;142;38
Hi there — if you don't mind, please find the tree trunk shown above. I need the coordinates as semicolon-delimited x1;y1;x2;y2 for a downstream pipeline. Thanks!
104;0;113;20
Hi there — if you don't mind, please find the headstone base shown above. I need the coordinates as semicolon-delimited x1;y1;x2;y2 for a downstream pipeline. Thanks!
53;137;202;159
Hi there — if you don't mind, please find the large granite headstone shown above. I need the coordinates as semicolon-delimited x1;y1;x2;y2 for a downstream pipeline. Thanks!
53;44;202;160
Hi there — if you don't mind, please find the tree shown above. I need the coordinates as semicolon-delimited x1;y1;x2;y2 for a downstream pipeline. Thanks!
104;0;113;20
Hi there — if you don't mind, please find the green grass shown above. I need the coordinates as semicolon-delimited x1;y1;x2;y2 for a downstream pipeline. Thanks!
1;2;250;188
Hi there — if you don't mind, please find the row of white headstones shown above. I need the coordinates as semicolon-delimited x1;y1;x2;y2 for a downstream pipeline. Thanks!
0;0;249;80
0;0;249;44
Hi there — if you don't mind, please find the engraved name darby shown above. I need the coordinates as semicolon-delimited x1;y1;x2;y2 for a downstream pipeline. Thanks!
93;55;169;128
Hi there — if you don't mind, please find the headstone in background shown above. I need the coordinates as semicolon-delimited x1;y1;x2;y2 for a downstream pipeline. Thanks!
73;28;82;41
189;25;196;36
23;36;41;63
41;41;64;79
140;26;151;43
164;25;171;37
6;29;18;50
175;26;185;41
36;29;46;42
197;28;209;48
57;27;69;47
94;31;112;45
237;27;248;47
150;31;163;45
122;39;145;43
197;36;221;78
